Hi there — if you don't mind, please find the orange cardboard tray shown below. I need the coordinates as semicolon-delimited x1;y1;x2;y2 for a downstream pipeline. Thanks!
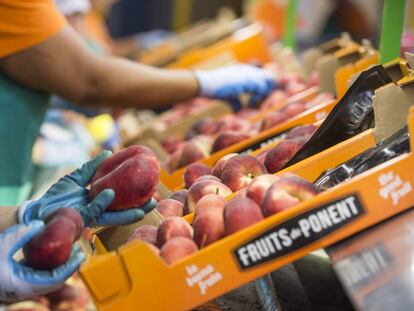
80;106;414;311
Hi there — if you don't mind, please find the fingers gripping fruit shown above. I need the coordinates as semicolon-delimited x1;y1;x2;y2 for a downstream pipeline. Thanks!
90;146;160;211
24;208;84;270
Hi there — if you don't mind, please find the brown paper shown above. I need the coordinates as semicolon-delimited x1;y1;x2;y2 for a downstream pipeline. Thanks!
97;209;165;251
373;79;414;142
316;54;339;93
156;182;173;199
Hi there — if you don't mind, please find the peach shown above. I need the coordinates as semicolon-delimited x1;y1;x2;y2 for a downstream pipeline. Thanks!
278;73;304;88
237;108;260;119
24;213;82;270
194;194;226;218
161;136;185;154
184;163;211;189
47;284;77;306
308;71;320;87
92;145;156;183
46;276;90;310
234;188;247;199
212;153;238;177
211;132;251;153
193;209;225;248
44;208;83;240
178;135;212;168
169;189;188;205
156;217;193;247
90;154;160;211
156;199;184;218
186;118;218;138
178;142;208;168
246;174;280;205
191;135;213;151
261;175;319;217
221;154;267;192
286;82;307;96
216;115;252;133
186;180;233;213
260;111;288;131
283;102;306;118
160;237;198;265
195;118;219;135
224;197;264;235
256;149;269;165
194;175;221;184
264;139;304;173
286;124;318;140
47;286;89;311
248;123;261;136
127;225;158;245
260;90;288;111
168;149;183;172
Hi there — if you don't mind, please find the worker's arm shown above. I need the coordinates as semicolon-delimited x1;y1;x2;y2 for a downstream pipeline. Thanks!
0;26;199;109
0;26;275;110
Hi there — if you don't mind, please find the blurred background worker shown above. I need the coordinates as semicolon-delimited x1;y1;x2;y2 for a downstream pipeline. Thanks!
0;0;275;206
85;0;173;56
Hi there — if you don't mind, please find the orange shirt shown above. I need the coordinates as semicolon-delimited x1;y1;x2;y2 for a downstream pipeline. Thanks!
0;0;66;58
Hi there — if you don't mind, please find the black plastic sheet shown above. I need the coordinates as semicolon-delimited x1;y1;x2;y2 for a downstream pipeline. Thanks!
283;65;393;168
315;126;409;190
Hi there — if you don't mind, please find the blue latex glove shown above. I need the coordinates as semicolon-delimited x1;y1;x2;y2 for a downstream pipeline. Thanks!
0;221;84;303
19;151;156;227
194;64;276;111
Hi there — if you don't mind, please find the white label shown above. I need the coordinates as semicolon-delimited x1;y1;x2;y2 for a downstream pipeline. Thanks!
315;111;328;121
185;264;222;295
378;171;412;205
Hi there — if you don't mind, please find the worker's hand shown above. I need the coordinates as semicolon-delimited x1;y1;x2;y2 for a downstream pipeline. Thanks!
0;221;84;303
194;64;276;111
19;151;156;227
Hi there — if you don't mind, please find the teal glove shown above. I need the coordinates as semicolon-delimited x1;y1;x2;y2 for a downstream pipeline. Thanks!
0;221;84;303
19;151;156;227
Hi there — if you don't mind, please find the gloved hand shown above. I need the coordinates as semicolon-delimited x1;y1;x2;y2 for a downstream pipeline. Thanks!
0;221;84;303
194;64;276;111
19;151;156;227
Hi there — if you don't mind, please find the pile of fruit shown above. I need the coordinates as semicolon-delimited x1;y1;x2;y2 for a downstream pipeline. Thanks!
153;98;212;131
129;172;319;265
164;123;318;206
161;69;332;172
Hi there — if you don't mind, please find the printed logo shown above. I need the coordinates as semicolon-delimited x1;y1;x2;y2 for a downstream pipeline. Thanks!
185;264;222;295
234;194;365;269
378;171;412;205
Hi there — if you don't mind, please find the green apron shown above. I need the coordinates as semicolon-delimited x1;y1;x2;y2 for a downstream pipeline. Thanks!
0;73;49;206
